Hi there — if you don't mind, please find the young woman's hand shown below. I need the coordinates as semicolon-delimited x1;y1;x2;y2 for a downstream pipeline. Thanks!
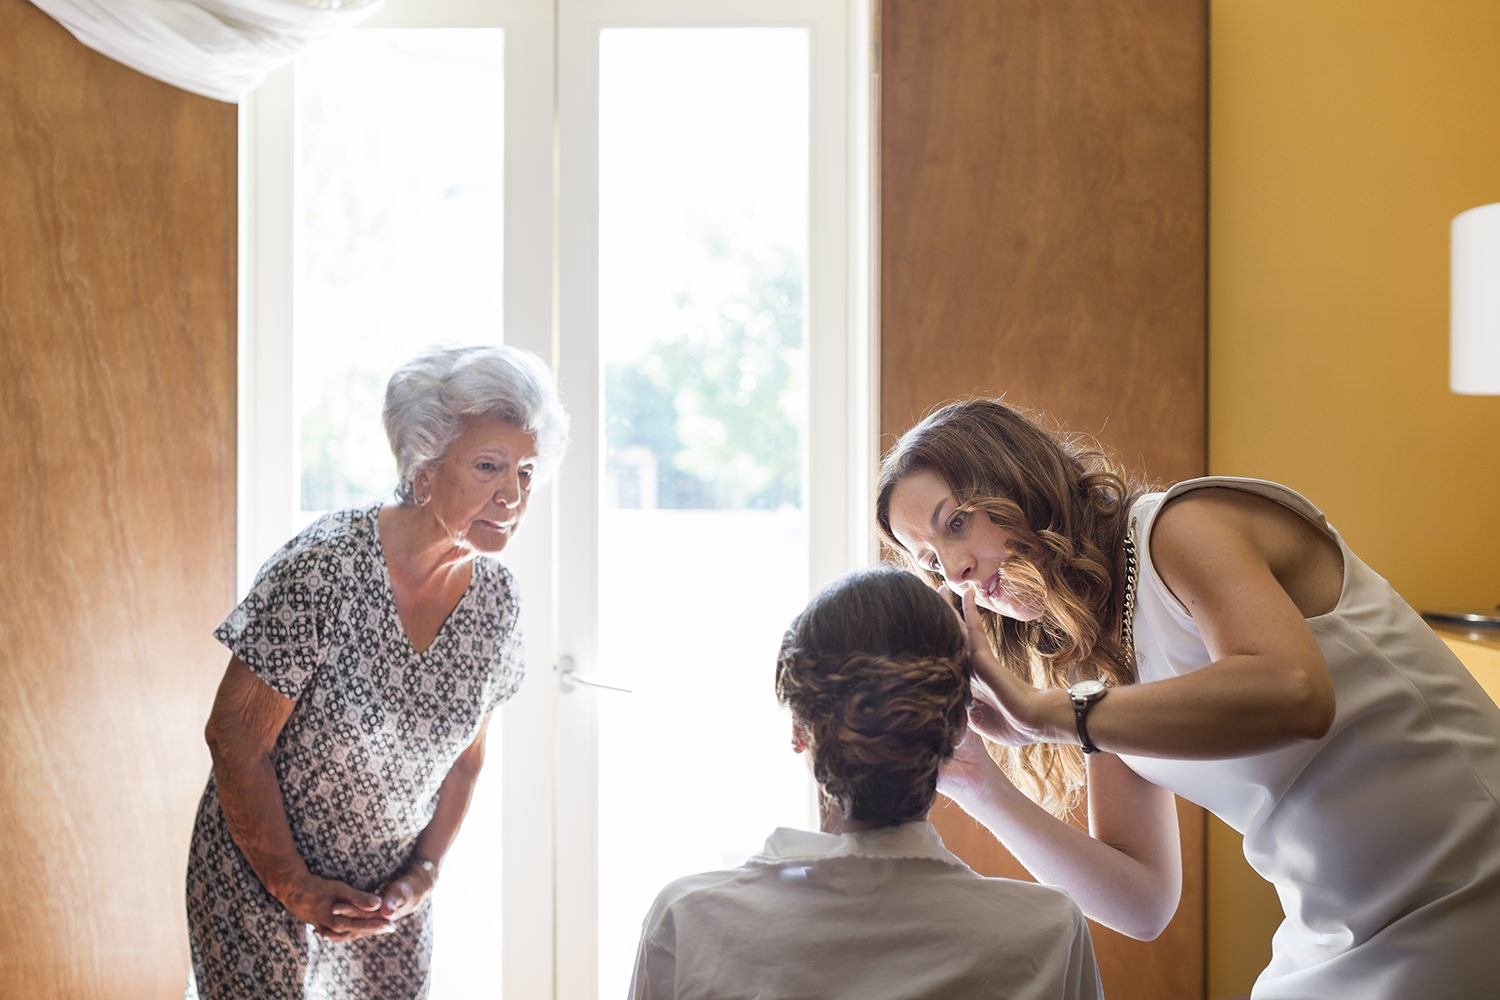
960;585;1052;745
936;718;1010;805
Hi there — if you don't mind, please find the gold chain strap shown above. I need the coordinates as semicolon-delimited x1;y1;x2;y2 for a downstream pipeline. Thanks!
1121;528;1139;667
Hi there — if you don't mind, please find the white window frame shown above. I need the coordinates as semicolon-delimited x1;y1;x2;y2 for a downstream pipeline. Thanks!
237;2;873;996
554;4;871;994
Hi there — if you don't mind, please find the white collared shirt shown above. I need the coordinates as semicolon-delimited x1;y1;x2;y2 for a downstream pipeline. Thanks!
628;821;1103;1000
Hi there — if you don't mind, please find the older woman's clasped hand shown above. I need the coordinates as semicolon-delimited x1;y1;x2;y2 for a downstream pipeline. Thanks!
287;873;386;942
375;861;438;923
304;861;437;942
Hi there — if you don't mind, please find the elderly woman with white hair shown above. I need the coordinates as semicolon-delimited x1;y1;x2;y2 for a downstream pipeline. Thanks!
183;344;569;1000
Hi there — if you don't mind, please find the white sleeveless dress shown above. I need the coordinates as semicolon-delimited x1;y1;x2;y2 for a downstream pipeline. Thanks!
1119;477;1500;1000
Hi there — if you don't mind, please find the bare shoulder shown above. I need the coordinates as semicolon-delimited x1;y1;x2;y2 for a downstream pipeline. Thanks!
1153;486;1342;618
1149;487;1264;563
1155;486;1330;551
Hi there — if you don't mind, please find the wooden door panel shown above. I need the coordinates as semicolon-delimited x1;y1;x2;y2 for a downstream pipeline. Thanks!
880;2;1208;997
0;2;236;996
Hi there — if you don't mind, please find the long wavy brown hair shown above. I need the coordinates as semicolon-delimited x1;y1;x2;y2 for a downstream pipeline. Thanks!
874;398;1147;815
776;566;971;826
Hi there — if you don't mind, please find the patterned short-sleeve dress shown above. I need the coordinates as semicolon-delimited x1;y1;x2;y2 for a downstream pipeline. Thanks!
184;504;525;1000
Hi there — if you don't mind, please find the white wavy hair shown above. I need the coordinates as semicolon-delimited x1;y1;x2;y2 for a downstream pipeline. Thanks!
383;343;570;504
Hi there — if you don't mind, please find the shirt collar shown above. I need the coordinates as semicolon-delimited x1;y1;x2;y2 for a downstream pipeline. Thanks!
749;821;970;869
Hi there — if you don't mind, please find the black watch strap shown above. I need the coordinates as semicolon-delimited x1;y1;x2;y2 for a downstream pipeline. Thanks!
1074;698;1101;754
1068;681;1108;754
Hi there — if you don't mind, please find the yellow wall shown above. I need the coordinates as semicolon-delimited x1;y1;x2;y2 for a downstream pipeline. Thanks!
1211;0;1500;610
1208;1;1500;995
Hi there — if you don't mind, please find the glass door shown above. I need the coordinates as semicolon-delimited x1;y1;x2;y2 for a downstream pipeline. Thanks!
241;2;868;996
555;2;864;996
242;3;558;996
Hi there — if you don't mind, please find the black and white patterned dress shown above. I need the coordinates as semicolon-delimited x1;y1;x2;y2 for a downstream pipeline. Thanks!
184;504;525;1000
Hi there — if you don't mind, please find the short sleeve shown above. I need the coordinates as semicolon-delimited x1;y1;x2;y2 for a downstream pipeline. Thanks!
214;533;343;700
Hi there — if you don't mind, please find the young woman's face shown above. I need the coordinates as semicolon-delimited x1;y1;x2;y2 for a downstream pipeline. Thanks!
421;415;538;556
886;468;1045;622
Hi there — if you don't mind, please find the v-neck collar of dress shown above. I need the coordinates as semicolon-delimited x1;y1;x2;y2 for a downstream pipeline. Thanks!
369;504;479;657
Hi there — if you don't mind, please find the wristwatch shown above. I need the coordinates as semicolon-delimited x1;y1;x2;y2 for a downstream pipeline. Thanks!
1066;679;1109;754
411;857;440;882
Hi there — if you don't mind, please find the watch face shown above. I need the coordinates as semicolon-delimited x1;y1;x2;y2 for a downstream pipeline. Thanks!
1070;679;1107;699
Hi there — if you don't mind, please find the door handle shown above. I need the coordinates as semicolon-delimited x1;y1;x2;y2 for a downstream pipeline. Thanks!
555;655;633;694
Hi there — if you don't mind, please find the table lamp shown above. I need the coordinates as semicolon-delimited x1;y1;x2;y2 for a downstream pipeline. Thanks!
1451;202;1500;395
1424;202;1500;629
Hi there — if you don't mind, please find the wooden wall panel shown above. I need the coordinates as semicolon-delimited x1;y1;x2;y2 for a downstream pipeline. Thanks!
0;2;236;996
880;2;1207;998
880;0;1206;488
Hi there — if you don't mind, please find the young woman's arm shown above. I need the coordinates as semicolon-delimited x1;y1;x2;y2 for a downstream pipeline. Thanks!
970;489;1339;759
939;727;1182;940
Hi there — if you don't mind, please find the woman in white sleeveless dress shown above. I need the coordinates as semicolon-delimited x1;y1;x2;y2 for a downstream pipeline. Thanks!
877;398;1500;1000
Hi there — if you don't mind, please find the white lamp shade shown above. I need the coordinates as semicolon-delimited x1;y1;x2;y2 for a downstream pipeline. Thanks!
1452;201;1500;395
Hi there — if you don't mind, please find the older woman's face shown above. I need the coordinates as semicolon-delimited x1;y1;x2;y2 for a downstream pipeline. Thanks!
422;415;539;555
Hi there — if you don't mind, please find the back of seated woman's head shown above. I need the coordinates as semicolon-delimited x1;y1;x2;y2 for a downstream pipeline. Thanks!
776;566;970;827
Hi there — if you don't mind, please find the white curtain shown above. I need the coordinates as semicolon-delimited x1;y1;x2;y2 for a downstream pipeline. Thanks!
29;0;386;103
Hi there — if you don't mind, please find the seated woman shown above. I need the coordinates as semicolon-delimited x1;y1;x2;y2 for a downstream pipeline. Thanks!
628;565;1103;1000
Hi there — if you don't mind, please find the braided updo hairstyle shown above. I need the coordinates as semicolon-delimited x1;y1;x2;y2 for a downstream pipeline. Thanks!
775;565;970;827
